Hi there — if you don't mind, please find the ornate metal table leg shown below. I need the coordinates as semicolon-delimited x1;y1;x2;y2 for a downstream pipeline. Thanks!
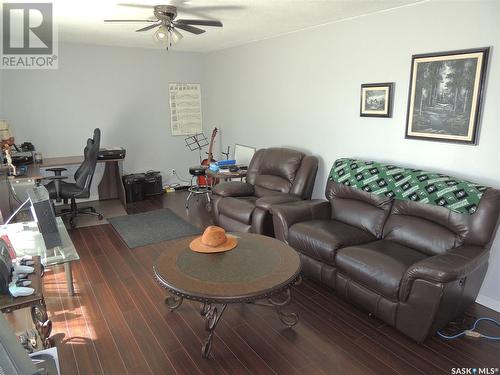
165;293;183;311
268;288;299;327
200;302;210;316
200;303;227;358
31;299;53;348
294;275;303;286
250;287;299;327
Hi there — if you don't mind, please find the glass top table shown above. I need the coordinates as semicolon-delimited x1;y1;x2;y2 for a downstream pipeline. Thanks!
1;217;79;295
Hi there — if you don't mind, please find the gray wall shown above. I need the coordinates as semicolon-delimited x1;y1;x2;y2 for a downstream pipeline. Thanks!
204;0;500;310
1;43;207;183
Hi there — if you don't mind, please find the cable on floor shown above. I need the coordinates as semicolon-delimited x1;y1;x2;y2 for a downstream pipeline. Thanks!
437;317;500;340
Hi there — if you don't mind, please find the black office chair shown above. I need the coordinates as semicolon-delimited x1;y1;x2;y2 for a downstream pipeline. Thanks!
43;128;103;228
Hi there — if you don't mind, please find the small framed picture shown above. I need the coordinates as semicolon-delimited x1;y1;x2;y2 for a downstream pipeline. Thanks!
360;83;394;117
405;47;489;144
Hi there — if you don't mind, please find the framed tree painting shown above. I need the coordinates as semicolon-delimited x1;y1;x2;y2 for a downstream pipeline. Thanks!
360;82;393;117
405;47;489;144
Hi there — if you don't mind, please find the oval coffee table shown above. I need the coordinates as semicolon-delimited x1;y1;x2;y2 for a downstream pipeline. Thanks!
153;232;301;358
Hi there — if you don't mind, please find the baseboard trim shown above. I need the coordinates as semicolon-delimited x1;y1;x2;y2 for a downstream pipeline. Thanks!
476;294;500;313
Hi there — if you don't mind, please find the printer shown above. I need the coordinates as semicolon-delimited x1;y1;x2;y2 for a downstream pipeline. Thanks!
98;147;126;160
10;151;34;166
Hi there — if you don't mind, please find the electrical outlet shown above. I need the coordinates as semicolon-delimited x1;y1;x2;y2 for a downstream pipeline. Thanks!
170;169;176;175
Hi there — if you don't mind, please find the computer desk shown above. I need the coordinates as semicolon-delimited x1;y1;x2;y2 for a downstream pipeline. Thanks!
7;156;126;208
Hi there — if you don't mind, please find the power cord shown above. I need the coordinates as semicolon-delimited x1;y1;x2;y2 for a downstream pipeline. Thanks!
163;183;180;189
437;317;500;340
172;170;191;184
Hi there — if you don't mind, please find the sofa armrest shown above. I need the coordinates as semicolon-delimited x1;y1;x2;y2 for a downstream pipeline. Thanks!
270;199;331;242
399;245;490;301
255;193;301;211
212;182;254;197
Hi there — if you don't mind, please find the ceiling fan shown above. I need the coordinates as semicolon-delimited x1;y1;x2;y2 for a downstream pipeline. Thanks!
104;5;223;49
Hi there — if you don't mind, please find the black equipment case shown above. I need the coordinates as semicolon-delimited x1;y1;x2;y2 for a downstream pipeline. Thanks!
123;171;163;203
123;173;145;203
143;171;162;196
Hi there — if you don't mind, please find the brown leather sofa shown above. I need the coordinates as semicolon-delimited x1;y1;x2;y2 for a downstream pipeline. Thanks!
271;161;500;342
212;148;318;236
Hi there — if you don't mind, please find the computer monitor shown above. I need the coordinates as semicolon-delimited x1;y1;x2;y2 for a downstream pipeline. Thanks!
0;313;38;374
234;144;255;167
4;186;62;249
27;186;61;249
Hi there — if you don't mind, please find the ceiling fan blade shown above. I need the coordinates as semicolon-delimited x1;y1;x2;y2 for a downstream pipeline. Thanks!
175;19;222;27
179;5;244;12
136;22;161;32
173;23;205;35
176;5;243;20
117;3;154;9
104;19;157;23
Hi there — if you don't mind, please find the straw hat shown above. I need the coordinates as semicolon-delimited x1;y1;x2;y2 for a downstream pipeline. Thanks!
189;226;237;253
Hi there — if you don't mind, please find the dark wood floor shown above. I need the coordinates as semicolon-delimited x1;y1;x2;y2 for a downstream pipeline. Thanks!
6;191;500;374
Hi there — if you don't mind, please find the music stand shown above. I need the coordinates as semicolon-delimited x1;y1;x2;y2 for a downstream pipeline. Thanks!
222;146;230;160
185;133;209;163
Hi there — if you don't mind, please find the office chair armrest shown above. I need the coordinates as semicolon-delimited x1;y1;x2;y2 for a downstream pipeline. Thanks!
46;167;67;176
46;167;67;172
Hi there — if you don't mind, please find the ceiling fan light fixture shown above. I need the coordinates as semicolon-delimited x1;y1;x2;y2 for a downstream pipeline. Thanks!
171;28;183;44
153;25;169;43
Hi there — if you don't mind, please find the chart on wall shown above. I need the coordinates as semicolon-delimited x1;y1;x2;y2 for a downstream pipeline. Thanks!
169;83;203;135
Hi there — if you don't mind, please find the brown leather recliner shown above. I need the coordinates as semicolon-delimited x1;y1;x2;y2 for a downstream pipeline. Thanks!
212;148;318;236
271;164;500;343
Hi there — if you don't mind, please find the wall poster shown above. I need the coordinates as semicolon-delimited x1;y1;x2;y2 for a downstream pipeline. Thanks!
169;83;203;136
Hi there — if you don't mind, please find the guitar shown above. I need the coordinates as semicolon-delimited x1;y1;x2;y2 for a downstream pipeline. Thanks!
198;127;218;186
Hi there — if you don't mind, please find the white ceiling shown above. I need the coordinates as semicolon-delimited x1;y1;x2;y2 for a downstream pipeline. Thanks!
48;0;425;52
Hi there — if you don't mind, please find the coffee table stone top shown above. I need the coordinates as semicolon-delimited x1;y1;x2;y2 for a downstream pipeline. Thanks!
154;232;301;303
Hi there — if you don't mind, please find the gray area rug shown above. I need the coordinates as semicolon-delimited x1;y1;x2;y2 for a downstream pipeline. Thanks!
108;208;201;248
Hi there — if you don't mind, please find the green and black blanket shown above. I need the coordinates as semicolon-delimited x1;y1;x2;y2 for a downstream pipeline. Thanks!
329;158;488;214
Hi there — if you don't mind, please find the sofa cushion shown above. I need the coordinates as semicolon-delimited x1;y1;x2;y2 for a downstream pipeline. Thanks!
259;148;304;182
383;210;461;256
336;240;427;301
218;197;257;224
288;219;375;265
254;175;292;196
325;180;393;238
